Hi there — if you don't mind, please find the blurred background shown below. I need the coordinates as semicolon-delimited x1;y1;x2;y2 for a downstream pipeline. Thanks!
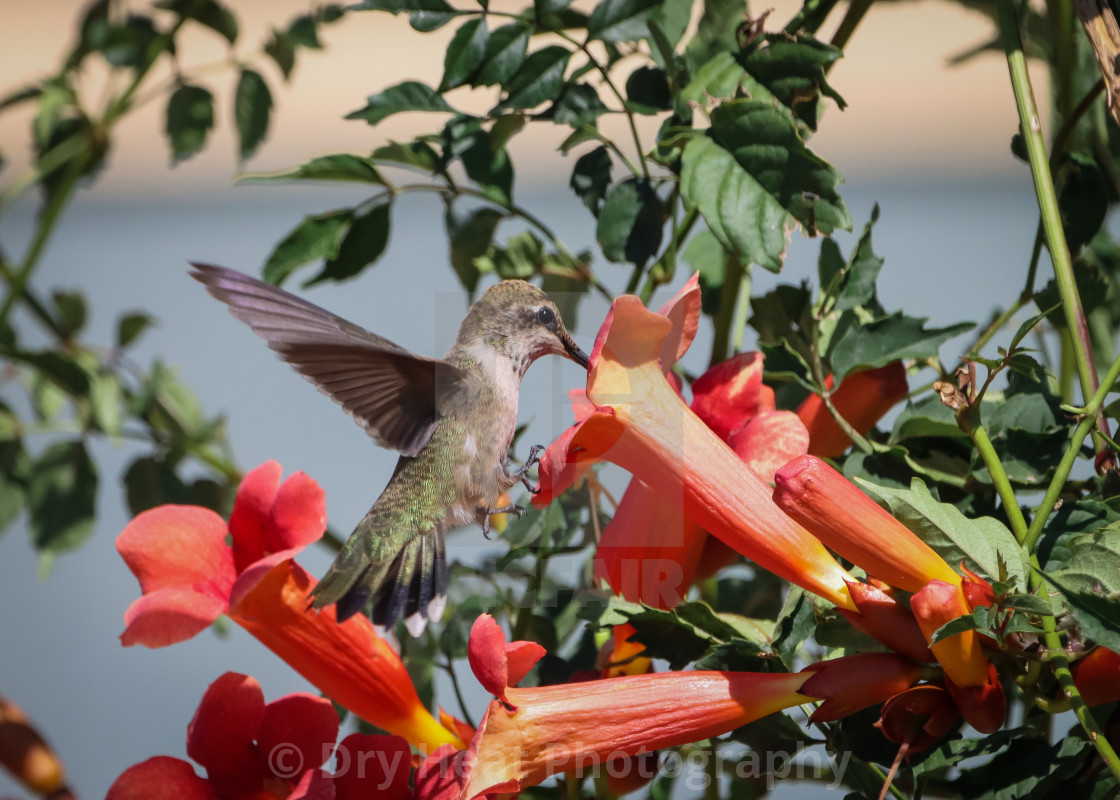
0;0;1047;796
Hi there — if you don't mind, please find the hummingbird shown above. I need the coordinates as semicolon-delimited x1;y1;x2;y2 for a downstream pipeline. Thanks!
190;264;589;636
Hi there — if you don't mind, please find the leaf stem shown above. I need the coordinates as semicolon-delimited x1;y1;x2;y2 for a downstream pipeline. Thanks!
961;408;1030;542
997;0;1105;440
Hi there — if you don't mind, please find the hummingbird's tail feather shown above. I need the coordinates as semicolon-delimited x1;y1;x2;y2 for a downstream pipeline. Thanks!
310;528;448;637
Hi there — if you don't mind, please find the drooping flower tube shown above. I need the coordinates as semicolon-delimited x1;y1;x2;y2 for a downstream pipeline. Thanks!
455;615;932;797
795;363;908;458
0;696;69;799
116;461;461;751
536;281;856;611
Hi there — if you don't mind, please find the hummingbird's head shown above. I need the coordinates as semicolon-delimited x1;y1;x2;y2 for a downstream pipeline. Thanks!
459;280;589;373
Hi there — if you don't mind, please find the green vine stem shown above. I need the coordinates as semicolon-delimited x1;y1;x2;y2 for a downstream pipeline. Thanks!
962;409;1030;541
1022;348;1120;552
997;0;1107;445
710;252;743;365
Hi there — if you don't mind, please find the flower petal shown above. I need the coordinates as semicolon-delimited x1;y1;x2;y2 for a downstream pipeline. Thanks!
257;693;339;777
533;411;626;508
691;352;768;441
655;272;701;368
414;743;472;800
117;505;234;597
333;734;411;800
593;478;705;609
467;614;545;706
186;672;266;791
230;462;326;572
229;461;283;571
106;756;218;800
943;662;1005;734
876;686;960;754
288;768;336;800
728;410;809;484
120;588;228;649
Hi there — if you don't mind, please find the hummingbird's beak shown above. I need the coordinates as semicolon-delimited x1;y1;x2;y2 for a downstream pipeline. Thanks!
563;336;590;370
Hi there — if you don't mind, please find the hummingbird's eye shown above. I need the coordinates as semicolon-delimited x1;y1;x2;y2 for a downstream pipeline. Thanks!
536;306;556;327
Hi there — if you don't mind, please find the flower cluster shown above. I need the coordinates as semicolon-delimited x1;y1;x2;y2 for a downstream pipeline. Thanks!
111;281;1117;797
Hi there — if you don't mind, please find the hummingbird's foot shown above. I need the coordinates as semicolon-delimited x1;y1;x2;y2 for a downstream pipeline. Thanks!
478;503;526;539
512;444;545;494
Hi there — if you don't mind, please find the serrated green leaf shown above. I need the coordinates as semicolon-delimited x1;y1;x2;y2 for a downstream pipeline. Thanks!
262;209;353;284
569;145;612;215
347;81;454;125
441;18;489;90
165;84;214;163
307;204;391;285
681;100;848;271
596;178;664;265
588;0;662;42
829;312;973;382
89;372;122;435
832;205;882;312
476;24;530;86
501;46;571;109
27;440;97;571
737;34;845;130
239;153;385;184
857;477;1030;587
234;68;271;161
1002;593;1055;615
1058;152;1108;253
680;51;745;103
1050;530;1120;595
928;609;984;644
890;394;969;442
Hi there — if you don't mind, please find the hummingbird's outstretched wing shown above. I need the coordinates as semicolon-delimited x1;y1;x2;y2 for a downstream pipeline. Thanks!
190;263;467;457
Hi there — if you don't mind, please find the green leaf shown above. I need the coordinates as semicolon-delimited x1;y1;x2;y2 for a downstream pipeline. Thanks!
501;46;571;109
239;153;385;184
569;145;612;215
829;312;973;382
476;24;530;86
1002;593;1055;615
679;51;746;103
1050;530;1120;595
1057;152;1108;253
475;231;545;281
683;229;726;316
347;81;454;125
625;66;671;112
681;99;850;272
600;598;750;670
587;0;662;42
262;209;353;284
596;178;664;265
51;291;86;337
928;609;984;644
89;372;123;435
890;394;969;442
165;84;214;163
287;14;324;47
264;32;296;80
830;205;882;312
1039;570;1120;651
27;440;97;572
446;205;506;294
552;83;609;127
771;586;816;668
441;18;489;90
117;313;154;349
1037;501;1120;571
349;0;454;10
857;477;1031;587
737;34;845;130
234;68;271;161
372;140;440;172
410;11;457;31
307;204;391;285
155;0;238;43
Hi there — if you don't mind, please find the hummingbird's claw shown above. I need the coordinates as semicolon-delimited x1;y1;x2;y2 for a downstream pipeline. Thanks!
511;444;545;494
478;503;525;539
521;476;541;495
